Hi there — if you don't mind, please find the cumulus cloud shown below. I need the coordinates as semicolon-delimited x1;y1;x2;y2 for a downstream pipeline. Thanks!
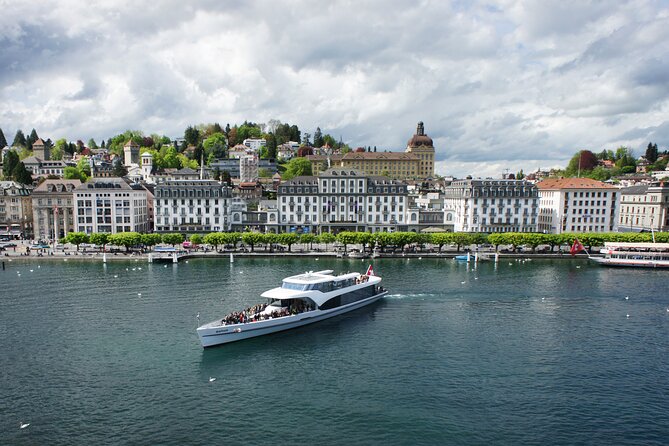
1;0;668;177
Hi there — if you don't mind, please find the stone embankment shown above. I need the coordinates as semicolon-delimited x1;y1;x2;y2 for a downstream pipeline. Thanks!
1;242;588;263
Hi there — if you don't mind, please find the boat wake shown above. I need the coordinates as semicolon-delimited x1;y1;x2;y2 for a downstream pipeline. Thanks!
385;293;439;300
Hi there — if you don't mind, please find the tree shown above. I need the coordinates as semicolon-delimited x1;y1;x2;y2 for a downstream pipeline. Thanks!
88;138;99;150
163;146;180;168
109;232;141;251
336;231;358;253
2;150;19;178
27;129;39;150
241;232;263;252
277;232;298;252
221;170;232;186
266;132;277;159
12;130;27;148
203;232;225;250
313;127;324;147
64;166;84;181
588;166;612;181
112;159;127;177
190;234;203;245
516;169;525;180
318;232;335;249
77;157;91;178
228;127;238;147
0;127;7;148
65;231;90;250
89;233;109;249
162;233;184;246
141;233;162;247
645;142;659;164
566;150;598;176
184;125;200;147
237;122;262;142
50;143;64;160
203;133;227;159
615;146;636;171
300;233;316;250
302;133;311;146
282;157;312;180
13;162;33;184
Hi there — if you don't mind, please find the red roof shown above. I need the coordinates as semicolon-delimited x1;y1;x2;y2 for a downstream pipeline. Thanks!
536;178;617;190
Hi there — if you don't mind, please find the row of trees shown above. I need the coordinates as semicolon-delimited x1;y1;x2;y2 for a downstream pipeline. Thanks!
62;230;669;254
560;143;669;181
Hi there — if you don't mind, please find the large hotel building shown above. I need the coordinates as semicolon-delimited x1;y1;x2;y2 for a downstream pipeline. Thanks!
307;122;435;179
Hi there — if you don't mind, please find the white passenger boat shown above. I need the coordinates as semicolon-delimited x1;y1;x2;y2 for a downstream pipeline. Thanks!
589;242;669;268
197;268;387;347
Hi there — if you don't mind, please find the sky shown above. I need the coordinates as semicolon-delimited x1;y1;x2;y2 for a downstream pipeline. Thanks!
1;0;669;178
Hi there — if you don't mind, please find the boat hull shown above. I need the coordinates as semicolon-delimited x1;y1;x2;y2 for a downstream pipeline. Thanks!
197;290;387;347
589;257;669;268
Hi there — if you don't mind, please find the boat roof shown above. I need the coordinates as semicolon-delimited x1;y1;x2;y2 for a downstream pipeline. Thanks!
604;242;669;250
282;270;360;284
261;269;382;303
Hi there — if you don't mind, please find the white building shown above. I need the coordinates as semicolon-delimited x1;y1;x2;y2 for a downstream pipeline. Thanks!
73;178;149;234
240;154;259;183
277;168;408;233
243;138;266;151
153;180;234;233
617;182;669;232
443;179;539;232
536;178;619;234
0;180;33;238
21;156;69;177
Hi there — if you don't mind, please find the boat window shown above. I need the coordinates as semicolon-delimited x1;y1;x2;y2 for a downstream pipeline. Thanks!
282;282;308;291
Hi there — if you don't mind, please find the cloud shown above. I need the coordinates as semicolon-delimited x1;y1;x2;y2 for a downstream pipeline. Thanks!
1;0;668;178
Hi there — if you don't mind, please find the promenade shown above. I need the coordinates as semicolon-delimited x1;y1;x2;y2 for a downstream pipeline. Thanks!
1;240;585;263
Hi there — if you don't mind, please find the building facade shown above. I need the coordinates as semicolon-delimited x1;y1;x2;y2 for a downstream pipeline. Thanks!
536;178;619;234
123;140;140;167
0;181;33;239
443;179;539;232
240;154;259;182
341;152;420;178
617;182;669;232
277;168;409;234
31;179;81;241
243;138;266;151
153;180;234;233
22;156;69;177
73;178;149;234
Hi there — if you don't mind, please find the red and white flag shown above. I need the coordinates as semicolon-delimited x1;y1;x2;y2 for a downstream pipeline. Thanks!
570;238;585;256
366;265;375;276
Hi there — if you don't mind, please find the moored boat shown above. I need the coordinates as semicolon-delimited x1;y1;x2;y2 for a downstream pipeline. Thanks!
196;267;387;347
589;242;669;268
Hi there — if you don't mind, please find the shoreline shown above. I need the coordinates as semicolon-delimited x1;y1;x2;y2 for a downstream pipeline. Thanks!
1;249;588;263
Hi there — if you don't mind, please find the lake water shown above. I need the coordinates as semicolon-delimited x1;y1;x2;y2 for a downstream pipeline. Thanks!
1;256;668;445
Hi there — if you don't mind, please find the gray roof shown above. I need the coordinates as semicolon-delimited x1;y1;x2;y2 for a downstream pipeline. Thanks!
621;185;649;194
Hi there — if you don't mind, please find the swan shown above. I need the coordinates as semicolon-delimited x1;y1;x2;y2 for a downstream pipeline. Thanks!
19;422;29;429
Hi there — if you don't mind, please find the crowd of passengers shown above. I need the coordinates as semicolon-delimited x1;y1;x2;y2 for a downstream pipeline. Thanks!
355;275;370;285
221;301;314;325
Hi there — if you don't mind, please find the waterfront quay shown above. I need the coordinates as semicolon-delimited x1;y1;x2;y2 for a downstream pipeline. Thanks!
1;239;588;263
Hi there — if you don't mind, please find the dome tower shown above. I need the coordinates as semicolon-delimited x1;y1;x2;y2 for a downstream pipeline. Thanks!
405;122;435;178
